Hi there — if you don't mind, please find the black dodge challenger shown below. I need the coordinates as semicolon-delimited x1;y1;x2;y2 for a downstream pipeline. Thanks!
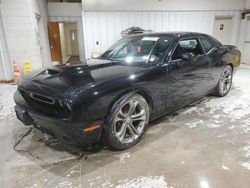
14;32;241;150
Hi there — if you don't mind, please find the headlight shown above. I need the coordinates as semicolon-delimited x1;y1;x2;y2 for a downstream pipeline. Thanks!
58;100;71;111
65;102;72;111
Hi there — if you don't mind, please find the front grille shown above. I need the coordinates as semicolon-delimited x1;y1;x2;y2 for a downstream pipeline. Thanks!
19;89;70;117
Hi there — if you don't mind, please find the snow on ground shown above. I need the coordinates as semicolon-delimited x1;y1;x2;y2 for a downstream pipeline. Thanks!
0;84;16;120
87;176;171;188
240;162;250;171
117;176;170;188
241;144;250;158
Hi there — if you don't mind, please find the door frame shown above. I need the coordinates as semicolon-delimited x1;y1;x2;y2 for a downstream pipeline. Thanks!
49;16;85;62
0;4;12;81
70;29;80;56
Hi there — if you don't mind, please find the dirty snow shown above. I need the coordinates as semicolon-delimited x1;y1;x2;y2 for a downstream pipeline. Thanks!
117;176;170;188
0;84;16;120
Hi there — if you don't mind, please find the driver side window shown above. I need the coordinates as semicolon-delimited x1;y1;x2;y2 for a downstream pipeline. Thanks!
172;38;203;60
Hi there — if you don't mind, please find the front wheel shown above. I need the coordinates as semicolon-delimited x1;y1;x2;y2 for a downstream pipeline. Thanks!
106;94;149;150
213;65;233;97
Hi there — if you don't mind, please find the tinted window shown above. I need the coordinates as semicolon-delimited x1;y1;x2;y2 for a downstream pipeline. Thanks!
200;37;214;53
99;36;173;64
172;38;203;60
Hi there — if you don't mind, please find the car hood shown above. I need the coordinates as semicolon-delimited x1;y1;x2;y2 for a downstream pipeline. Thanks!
20;59;147;97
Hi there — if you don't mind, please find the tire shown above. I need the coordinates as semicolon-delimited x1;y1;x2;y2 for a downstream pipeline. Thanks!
213;65;233;97
105;94;150;150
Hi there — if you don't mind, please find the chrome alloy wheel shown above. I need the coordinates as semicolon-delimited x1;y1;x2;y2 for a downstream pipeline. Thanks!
220;66;232;95
113;100;147;144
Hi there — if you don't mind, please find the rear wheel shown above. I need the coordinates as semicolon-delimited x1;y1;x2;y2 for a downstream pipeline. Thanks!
213;65;233;97
106;94;149;150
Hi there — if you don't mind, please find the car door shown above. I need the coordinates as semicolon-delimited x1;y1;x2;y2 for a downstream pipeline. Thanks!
199;36;221;88
166;37;213;111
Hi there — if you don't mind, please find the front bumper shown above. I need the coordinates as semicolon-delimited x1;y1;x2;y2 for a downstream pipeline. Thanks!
14;90;102;146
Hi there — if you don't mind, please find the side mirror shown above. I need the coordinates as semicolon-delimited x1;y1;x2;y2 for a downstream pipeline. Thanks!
181;52;196;61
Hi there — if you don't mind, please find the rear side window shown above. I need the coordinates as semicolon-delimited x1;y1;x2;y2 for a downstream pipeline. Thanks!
200;37;214;53
172;38;203;60
179;39;198;49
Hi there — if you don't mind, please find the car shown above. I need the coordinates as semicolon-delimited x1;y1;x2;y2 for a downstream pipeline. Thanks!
14;32;241;150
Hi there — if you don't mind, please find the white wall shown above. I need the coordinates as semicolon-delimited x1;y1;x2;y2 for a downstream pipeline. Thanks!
246;0;250;8
0;3;12;81
28;0;51;68
82;0;245;11
1;0;33;74
48;2;82;17
1;0;50;74
83;10;241;59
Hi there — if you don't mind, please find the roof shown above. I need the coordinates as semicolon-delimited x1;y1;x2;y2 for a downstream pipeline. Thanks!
126;31;209;39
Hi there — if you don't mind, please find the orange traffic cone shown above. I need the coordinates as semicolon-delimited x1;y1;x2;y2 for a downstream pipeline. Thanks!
13;60;21;84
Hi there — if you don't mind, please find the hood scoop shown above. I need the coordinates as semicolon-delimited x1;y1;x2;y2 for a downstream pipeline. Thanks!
33;69;60;81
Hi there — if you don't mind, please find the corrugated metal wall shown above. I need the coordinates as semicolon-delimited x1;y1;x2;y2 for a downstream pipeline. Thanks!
83;10;241;58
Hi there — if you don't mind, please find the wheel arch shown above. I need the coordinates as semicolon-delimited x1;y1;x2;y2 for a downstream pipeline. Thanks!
228;63;234;73
105;88;154;125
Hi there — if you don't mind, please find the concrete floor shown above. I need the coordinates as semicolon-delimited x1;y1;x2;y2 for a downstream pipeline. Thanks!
0;66;250;188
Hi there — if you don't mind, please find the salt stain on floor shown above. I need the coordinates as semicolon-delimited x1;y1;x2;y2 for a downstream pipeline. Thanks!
115;152;131;163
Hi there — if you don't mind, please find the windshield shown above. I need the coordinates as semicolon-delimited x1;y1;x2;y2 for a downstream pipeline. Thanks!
99;36;174;64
